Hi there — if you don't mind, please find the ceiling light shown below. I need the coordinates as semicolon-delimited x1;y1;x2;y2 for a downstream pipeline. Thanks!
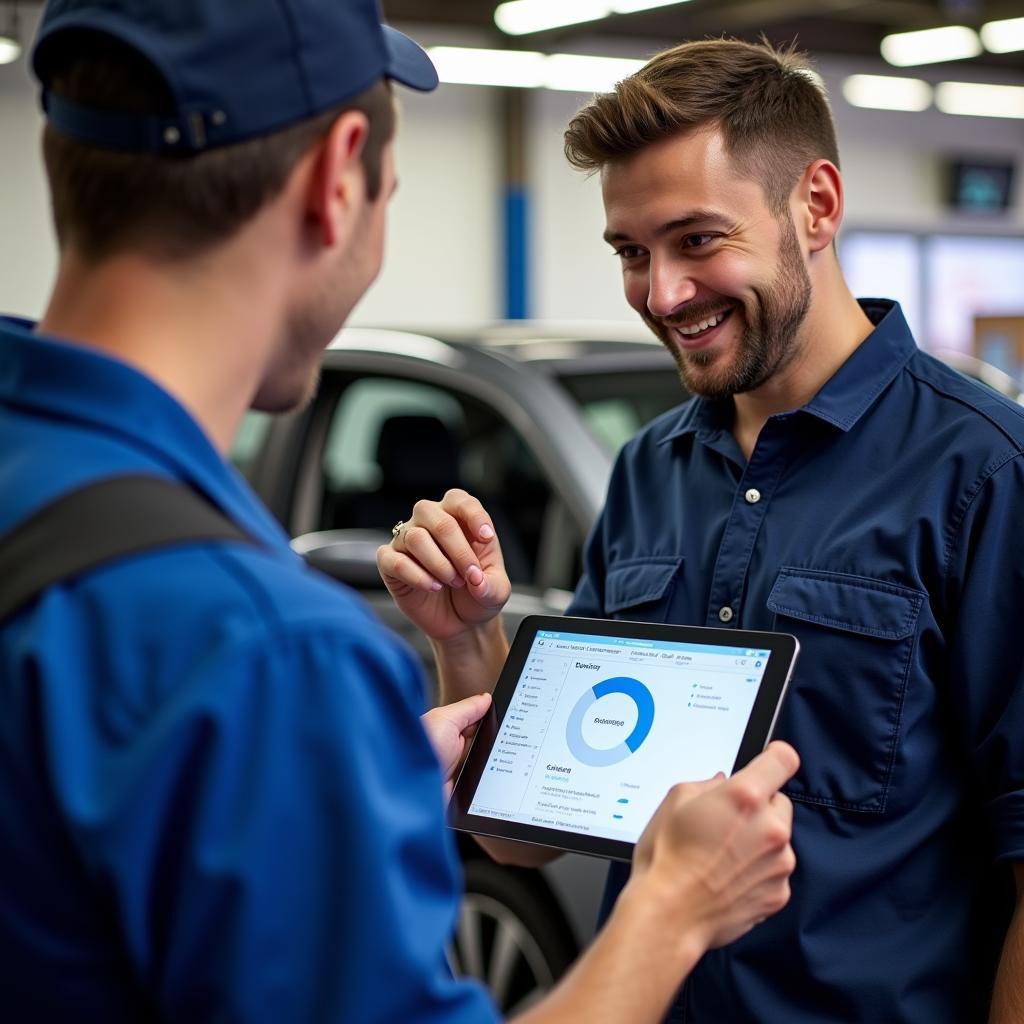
980;16;1024;54
429;47;645;92
610;0;692;13
495;0;691;36
495;0;609;36
935;81;1024;118
0;37;20;64
881;26;982;67
543;54;645;92
427;47;546;88
842;74;933;112
0;1;21;65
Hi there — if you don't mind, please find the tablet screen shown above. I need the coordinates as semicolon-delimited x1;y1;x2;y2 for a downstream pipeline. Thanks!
466;626;777;846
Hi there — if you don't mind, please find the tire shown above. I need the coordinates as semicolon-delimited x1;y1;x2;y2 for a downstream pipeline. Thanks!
449;858;579;1016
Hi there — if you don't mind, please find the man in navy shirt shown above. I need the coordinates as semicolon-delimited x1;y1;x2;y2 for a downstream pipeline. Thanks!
0;3;800;1022
381;38;1024;1023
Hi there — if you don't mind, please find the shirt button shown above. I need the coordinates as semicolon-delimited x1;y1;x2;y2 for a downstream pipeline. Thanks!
745;488;761;504
719;606;734;623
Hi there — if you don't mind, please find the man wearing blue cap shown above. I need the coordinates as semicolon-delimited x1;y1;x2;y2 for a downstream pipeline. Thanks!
0;2;800;1021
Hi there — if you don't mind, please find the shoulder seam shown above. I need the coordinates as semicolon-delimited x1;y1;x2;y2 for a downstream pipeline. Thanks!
906;361;1024;454
942;449;1024;584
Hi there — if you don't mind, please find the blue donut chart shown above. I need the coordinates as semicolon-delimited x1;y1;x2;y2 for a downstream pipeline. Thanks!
565;676;655;767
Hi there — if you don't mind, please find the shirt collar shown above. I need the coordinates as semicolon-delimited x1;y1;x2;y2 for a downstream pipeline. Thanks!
0;316;291;550
659;299;916;445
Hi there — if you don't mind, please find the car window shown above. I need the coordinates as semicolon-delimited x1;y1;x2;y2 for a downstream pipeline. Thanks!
323;378;464;491
318;373;556;586
229;410;273;481
557;369;685;452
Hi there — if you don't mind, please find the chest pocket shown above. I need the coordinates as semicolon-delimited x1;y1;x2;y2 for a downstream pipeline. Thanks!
604;556;683;623
767;567;924;814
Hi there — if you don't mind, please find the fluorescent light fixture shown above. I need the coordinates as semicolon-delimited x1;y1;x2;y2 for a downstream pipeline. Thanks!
610;0;692;12
881;25;981;66
980;16;1024;54
935;81;1024;119
842;74;932;112
428;47;546;89
543;54;645;92
495;0;691;35
495;0;609;36
0;36;19;64
429;47;644;92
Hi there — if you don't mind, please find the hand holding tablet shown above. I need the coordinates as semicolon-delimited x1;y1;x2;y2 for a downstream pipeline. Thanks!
449;615;799;861
629;740;799;949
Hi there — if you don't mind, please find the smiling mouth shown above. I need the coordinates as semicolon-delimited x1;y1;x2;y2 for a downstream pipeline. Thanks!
673;306;735;337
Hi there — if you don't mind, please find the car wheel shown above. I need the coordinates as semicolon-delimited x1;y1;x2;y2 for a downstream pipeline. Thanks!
450;858;578;1016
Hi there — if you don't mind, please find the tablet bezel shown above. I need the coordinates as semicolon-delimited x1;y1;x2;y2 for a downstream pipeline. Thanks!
448;614;799;862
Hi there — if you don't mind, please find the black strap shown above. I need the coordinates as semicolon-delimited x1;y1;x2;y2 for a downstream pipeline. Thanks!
0;475;255;623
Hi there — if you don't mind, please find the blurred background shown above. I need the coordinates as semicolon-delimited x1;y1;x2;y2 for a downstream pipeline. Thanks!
1;0;1022;378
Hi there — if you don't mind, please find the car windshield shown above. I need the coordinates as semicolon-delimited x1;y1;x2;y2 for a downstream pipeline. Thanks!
556;368;687;453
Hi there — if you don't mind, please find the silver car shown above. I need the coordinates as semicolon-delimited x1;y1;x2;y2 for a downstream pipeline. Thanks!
231;322;684;1014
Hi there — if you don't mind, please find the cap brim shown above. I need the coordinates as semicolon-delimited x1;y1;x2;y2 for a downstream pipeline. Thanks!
383;25;438;92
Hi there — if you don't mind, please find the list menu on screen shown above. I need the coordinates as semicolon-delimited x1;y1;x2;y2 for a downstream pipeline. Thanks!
468;629;771;844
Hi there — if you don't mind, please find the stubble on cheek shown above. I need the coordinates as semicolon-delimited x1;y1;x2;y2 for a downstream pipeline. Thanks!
641;220;811;399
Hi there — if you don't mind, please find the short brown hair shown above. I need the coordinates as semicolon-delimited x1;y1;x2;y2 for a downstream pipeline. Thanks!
42;33;395;263
563;38;838;215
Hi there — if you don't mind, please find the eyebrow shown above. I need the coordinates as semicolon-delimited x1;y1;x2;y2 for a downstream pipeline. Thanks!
602;210;733;245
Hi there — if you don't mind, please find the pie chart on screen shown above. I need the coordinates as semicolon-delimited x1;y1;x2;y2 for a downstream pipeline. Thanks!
565;676;655;767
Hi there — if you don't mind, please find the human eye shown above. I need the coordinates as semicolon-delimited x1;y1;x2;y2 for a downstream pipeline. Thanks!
681;233;717;250
612;244;646;260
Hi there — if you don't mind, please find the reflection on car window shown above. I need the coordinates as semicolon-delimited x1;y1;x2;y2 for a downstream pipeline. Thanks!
229;410;273;480
318;373;559;585
558;370;685;453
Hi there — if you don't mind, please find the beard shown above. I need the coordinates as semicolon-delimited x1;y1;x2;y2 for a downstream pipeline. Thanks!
644;214;812;399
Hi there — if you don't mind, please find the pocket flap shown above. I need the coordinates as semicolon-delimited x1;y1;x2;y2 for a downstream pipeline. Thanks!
605;557;682;614
767;568;923;640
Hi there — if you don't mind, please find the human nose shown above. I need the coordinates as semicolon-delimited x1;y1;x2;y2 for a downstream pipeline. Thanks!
646;256;698;319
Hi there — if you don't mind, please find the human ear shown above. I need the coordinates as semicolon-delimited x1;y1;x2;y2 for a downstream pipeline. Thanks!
305;110;370;249
797;159;843;254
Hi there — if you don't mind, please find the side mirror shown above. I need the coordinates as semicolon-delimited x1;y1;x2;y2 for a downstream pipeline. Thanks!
291;529;390;588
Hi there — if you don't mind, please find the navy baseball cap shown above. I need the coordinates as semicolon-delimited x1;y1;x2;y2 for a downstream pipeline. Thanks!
32;0;438;153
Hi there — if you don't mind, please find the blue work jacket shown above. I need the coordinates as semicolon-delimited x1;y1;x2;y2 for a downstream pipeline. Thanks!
0;317;497;1024
568;300;1024;1023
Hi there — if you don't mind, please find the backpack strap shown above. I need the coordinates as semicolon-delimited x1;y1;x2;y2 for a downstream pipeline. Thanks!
0;475;256;623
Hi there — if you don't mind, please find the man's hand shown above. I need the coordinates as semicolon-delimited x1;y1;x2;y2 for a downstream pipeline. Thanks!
513;742;800;1024
421;693;492;801
627;741;800;952
376;489;512;643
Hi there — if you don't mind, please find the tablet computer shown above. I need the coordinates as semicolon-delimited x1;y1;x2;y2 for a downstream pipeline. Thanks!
448;615;798;862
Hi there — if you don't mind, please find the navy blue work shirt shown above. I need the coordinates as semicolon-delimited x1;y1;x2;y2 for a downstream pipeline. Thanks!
0;317;498;1023
567;300;1024;1023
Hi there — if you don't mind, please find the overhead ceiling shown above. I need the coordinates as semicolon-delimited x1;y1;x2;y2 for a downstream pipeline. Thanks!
9;1;1023;72
382;0;1024;71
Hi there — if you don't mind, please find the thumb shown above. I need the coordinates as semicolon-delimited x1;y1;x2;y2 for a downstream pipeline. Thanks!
435;692;492;734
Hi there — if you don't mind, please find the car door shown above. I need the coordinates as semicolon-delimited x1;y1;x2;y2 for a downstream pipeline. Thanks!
255;363;590;677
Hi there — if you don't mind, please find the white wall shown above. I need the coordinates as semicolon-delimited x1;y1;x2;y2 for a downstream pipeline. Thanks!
0;13;1021;324
349;80;502;328
0;6;54;319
